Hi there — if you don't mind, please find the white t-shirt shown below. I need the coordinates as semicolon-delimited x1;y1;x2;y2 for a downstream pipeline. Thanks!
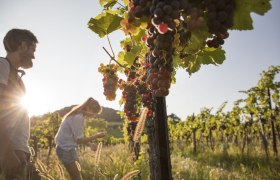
55;113;85;151
0;57;30;153
0;57;10;85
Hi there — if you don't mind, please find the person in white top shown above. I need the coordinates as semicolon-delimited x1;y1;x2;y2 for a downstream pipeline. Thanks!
0;28;38;179
55;97;106;180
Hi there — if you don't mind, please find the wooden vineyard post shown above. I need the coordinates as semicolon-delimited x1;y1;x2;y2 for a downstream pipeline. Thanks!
147;97;172;180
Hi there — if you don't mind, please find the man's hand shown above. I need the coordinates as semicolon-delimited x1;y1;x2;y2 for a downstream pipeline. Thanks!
89;143;98;151
79;131;107;144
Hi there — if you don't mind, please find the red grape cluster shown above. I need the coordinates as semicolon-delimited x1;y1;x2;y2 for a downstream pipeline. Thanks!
98;63;119;101
126;0;237;97
130;0;152;19
135;76;155;118
145;5;175;97
120;82;140;122
150;1;180;33
146;66;172;97
205;0;235;48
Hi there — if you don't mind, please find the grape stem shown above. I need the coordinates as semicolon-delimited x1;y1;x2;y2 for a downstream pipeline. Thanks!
106;34;115;61
129;33;135;46
116;2;126;9
102;46;125;68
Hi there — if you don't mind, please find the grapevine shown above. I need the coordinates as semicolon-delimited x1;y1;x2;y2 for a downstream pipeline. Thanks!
89;0;271;98
89;0;271;177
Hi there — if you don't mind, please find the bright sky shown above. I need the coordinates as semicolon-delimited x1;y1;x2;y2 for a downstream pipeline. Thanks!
0;0;279;119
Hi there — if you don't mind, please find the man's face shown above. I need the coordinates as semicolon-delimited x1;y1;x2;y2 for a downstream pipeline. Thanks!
19;42;36;69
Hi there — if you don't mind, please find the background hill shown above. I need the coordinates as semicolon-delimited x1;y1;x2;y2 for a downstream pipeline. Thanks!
31;105;123;122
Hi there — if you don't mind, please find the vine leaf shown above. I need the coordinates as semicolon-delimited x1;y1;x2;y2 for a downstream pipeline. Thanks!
88;11;122;38
202;48;225;65
232;0;271;30
186;55;201;75
99;0;117;7
117;45;142;66
185;48;225;75
185;30;209;54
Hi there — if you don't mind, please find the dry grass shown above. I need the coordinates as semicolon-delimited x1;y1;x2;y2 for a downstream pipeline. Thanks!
94;142;103;166
121;170;140;180
133;108;148;143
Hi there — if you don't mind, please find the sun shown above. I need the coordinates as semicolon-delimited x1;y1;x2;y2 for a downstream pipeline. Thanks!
21;88;50;116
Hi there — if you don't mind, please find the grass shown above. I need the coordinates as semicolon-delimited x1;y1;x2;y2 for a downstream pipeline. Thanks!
33;144;149;180
3;142;279;179
171;141;280;180
107;122;123;138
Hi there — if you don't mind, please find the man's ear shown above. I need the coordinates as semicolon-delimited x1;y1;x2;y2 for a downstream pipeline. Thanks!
18;41;28;51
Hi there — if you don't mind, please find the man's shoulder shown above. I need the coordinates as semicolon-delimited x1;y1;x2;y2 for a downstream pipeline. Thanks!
0;58;10;75
0;57;7;61
0;57;10;67
66;113;84;125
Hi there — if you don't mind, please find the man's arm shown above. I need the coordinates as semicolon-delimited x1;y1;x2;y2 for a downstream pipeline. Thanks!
0;83;21;174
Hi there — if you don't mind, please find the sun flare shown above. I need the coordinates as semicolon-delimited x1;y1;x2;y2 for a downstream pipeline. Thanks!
21;88;50;116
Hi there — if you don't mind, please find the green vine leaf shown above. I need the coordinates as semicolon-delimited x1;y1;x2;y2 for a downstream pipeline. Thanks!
185;47;225;75
88;11;122;38
232;0;271;30
202;48;226;65
185;30;210;54
187;55;201;75
117;45;142;66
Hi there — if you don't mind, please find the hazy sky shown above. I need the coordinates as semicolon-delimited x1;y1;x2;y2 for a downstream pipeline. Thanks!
0;0;279;119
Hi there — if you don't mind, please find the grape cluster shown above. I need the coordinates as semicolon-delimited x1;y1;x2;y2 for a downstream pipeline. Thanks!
179;28;191;47
147;66;171;97
135;77;155;118
127;121;137;136
150;0;181;32
98;63;119;101
184;6;206;31
130;0;152;19
120;0;152;35
120;82;140;122
124;59;141;83
145;3;175;97
125;0;237;98
205;0;235;48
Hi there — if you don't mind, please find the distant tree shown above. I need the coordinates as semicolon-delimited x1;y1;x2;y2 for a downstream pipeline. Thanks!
168;113;181;124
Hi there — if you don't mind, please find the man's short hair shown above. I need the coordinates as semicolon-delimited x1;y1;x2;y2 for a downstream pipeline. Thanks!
3;28;38;52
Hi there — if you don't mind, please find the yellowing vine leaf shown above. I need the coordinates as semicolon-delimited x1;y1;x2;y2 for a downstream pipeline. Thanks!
99;0;117;7
88;11;122;38
117;49;138;66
